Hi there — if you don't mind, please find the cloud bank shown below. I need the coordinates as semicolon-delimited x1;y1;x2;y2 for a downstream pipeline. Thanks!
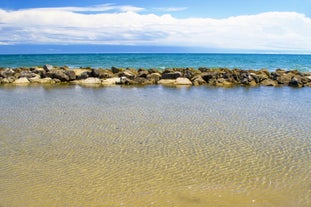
0;4;311;52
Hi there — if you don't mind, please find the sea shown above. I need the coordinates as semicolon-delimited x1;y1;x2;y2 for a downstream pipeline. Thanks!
0;53;311;207
0;53;311;71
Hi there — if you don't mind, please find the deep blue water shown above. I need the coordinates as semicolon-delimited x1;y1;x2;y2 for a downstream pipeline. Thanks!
0;53;311;72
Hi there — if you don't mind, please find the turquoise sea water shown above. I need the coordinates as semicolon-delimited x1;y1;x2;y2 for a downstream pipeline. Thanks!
0;53;311;71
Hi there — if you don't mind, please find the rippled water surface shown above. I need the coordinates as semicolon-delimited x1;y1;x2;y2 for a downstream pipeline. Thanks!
1;53;311;71
0;85;311;207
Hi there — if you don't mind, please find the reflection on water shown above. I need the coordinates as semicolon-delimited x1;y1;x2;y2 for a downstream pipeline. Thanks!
0;85;311;207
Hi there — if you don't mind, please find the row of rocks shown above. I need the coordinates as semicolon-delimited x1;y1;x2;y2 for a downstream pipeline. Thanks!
0;65;311;87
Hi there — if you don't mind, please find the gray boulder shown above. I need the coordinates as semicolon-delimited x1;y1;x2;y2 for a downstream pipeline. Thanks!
289;77;303;87
65;70;76;81
0;68;15;78
47;70;70;81
43;64;54;72
161;71;182;79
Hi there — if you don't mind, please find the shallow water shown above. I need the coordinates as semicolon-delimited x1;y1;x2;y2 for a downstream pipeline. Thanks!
0;85;311;207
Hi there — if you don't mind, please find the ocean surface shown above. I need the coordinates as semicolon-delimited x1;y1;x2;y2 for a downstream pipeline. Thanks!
0;53;311;71
0;85;311;207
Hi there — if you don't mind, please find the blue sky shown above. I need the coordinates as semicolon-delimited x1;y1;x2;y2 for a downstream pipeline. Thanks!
0;0;311;53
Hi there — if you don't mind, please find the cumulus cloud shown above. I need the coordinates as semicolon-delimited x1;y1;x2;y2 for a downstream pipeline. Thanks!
0;5;311;52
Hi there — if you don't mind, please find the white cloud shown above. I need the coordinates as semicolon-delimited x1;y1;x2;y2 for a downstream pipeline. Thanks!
153;7;188;12
0;5;311;52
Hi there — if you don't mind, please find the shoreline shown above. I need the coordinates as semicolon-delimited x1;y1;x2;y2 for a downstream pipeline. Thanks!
1;65;311;87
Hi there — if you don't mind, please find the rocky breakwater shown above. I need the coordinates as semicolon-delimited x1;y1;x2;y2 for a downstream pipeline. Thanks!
0;65;311;87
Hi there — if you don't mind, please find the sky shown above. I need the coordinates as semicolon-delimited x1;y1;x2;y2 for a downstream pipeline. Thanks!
0;0;311;54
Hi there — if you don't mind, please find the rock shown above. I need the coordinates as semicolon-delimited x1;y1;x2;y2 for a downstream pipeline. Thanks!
138;70;149;78
31;77;53;84
277;73;293;85
53;78;61;84
192;76;206;86
158;79;176;85
28;74;41;82
248;80;257;87
32;67;46;77
261;79;278;86
130;77;153;85
184;69;194;79
161;71;182;79
72;69;91;77
101;77;121;85
111;66;122;74
43;64;54;72
65;70;76;81
148;73;162;83
13;77;30;85
118;76;131;84
306;76;311;81
250;73;260;83
201;71;216;83
0;68;15;78
47;70;70;81
118;70;136;79
148;68;158;74
77;71;90;80
175;77;192;85
216;80;234;87
92;69;113;79
289;77;303;87
79;77;101;85
20;71;37;79
259;69;270;77
1;78;12;84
